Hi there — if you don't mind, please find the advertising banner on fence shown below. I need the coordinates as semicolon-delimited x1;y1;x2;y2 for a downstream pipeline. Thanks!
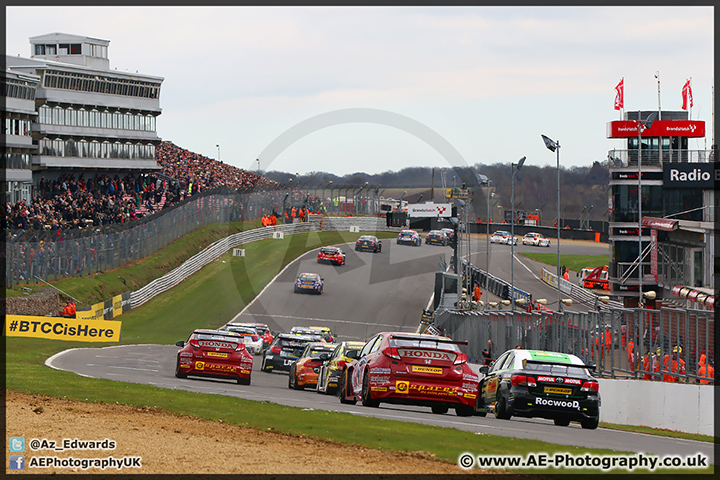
5;315;122;342
76;292;131;320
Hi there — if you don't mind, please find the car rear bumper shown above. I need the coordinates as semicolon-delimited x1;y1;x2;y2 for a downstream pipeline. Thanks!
263;354;297;371
368;377;477;407
179;359;252;381
507;390;599;421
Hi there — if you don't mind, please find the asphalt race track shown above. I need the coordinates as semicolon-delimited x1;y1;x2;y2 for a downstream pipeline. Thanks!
47;239;713;462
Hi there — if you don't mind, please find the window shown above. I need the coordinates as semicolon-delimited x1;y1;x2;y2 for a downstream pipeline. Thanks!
59;44;69;55
70;44;81;54
35;44;45;55
360;336;377;358
46;44;56;55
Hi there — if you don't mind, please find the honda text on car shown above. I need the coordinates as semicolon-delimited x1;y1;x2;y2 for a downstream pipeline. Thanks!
316;341;365;395
294;273;324;294
522;232;551;247
338;333;478;416
288;342;338;390
475;349;600;429
175;329;253;385
261;333;319;373
317;246;346;265
355;235;382;252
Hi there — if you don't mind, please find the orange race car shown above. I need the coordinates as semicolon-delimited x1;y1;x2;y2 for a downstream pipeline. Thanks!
288;342;337;390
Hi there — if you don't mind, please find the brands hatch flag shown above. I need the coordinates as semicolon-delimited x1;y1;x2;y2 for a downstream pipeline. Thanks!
682;79;693;110
614;78;624;110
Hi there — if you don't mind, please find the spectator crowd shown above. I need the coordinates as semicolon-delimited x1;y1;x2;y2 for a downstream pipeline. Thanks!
5;141;279;235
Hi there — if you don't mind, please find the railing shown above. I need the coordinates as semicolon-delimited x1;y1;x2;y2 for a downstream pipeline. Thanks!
607;149;713;168
434;305;714;384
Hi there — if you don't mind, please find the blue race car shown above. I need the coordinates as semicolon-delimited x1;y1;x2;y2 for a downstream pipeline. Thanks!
294;272;324;294
397;229;422;246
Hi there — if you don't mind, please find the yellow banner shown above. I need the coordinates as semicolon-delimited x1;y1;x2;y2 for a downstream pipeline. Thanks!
76;302;104;320
5;315;122;342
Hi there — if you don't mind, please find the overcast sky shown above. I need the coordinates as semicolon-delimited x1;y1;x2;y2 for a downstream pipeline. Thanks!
6;6;714;176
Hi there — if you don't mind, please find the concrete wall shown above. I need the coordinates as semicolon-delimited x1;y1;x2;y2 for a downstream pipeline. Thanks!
598;378;714;436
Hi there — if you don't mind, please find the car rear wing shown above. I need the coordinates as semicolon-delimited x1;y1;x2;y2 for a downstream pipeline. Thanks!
389;334;468;346
523;359;596;371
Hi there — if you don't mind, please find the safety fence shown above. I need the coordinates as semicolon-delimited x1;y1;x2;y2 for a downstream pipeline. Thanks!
459;258;532;305
434;305;714;384
5;187;394;288
540;267;624;310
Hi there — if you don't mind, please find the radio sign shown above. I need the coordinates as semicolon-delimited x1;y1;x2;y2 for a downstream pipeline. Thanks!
663;163;716;189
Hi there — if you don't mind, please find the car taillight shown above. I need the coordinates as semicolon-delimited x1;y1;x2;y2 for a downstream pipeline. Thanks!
235;343;245;352
453;352;468;365
337;360;346;369
383;347;400;360
251;335;258;341
189;339;199;348
511;374;536;387
271;345;281;354
371;241;375;245
581;381;599;393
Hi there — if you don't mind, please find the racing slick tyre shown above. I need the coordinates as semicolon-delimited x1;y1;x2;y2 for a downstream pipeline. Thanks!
339;370;357;405
581;417;599;430
494;394;512;420
294;287;300;294
553;418;571;427
237;375;251;386
377;244;382;252
289;366;304;390
431;405;449;415
174;359;187;379
474;392;488;416
261;357;272;373
455;405;475;417
361;371;380;408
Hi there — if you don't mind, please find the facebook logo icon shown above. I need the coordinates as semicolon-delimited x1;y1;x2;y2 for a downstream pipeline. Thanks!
9;454;25;470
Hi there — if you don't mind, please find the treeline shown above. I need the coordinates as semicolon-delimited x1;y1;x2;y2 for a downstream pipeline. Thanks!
263;161;609;222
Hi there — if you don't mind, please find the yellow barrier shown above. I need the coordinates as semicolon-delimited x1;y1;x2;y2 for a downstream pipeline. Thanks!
5;315;122;342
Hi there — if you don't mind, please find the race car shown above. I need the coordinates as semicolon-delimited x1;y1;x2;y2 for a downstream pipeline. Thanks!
425;230;448;246
316;341;365;395
440;228;455;243
290;326;327;342
317;246;346;265
294;273;324;294
475;349;600;429
239;322;274;348
397;229;422;246
261;333;319;373
490;231;517;245
522;232;551;247
175;329;253;385
219;323;264;355
288;342;338;390
338;332;478;416
308;326;335;342
355;235;382;252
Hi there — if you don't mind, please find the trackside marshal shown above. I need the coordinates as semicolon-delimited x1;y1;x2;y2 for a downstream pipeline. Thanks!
407;203;452;218
5;315;122;342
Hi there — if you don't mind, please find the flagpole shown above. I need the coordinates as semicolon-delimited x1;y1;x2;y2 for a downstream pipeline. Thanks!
656;71;662;120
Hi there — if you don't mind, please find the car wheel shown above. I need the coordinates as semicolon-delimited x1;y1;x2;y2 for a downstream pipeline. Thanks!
261;357;272;373
494;394;512;420
339;370;356;405
455;405;475;417
361;370;380;407
294;287;299;294
474;391;488;416
237;374;251;386
174;359;187;379
431;405;449;415
581;417;599;429
554;418;571;427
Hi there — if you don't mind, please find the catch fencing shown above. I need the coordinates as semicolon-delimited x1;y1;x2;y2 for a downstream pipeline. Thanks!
5;187;396;288
434;306;714;384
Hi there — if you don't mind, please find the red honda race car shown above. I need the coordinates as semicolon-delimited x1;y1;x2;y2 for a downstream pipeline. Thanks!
175;329;253;385
338;332;478;416
317;246;346;266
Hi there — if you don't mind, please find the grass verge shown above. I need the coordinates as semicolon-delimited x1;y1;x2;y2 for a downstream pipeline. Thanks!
519;253;607;273
6;223;713;474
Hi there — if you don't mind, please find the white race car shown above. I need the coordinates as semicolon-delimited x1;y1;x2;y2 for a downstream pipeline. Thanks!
490;230;517;245
522;232;551;247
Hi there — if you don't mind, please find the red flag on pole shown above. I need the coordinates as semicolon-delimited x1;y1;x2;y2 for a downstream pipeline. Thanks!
614;78;624;110
682;79;693;110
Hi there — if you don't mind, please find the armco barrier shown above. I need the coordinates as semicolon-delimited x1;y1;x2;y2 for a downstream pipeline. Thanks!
129;216;396;309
